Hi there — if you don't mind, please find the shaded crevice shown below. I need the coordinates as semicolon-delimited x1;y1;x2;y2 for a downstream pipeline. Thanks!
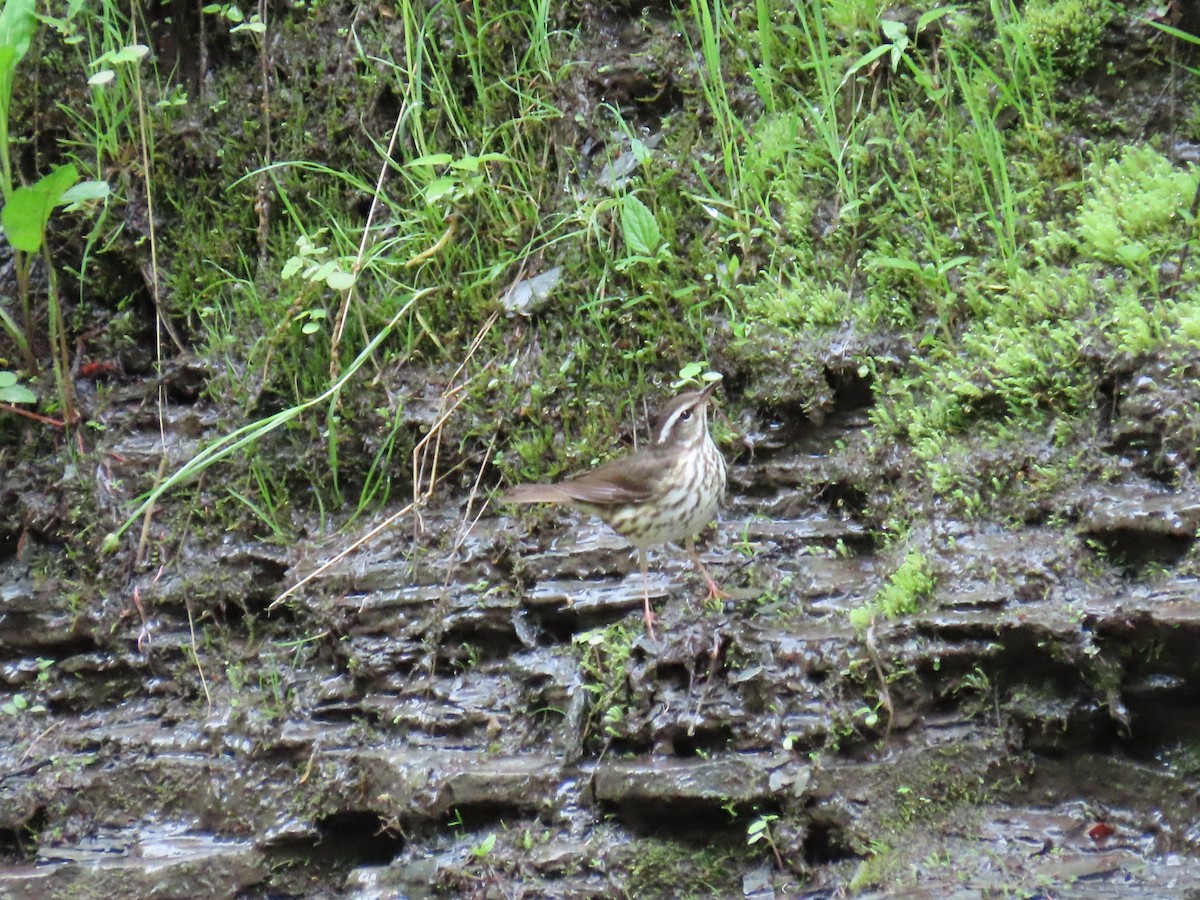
0;804;44;860
802;816;860;866
1083;529;1194;568
825;365;874;411
272;811;405;868
670;726;734;758
601;798;749;837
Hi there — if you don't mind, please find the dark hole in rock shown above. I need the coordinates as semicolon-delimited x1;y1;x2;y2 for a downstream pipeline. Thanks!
605;736;655;757
537;608;632;644
640;83;684;119
1084;529;1194;568
0;805;44;859
825;365;873;411
0;530;17;563
963;391;1008;422
1015;705;1125;758
434;631;526;672
802;817;858;865
434;802;525;832
818;480;867;515
228;560;292;617
1108;438;1181;488
670;726;733;758
288;811;406;867
1097;377;1117;430
310;705;370;724
159;362;209;404
604;798;750;837
1122;691;1200;759
763;403;811;443
351;193;374;221
653;663;695;690
1021;507;1051;527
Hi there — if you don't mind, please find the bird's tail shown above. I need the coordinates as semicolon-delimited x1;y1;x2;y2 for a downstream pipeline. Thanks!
500;483;576;504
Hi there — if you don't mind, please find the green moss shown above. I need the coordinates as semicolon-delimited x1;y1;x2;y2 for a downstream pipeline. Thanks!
1076;145;1199;270
851;549;935;629
624;836;745;898
1018;0;1113;73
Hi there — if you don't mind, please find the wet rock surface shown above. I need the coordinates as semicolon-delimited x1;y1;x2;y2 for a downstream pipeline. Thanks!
4;394;1200;897
4;6;1200;900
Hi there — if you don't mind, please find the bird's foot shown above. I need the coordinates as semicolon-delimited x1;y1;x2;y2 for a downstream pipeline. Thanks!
698;565;730;601
642;596;659;641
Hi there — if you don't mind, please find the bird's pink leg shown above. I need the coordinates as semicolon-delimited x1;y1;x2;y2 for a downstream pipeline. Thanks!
639;549;658;639
687;536;729;600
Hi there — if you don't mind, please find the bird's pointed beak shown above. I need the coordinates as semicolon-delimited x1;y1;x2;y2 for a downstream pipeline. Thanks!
699;378;721;400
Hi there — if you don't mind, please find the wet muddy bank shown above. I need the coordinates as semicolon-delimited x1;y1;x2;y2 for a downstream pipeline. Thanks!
4;0;1200;894
4;389;1200;896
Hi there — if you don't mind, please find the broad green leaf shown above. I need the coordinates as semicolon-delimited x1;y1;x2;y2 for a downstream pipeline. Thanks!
0;0;36;65
620;194;661;257
423;175;458;204
446;152;511;171
109;43;149;64
916;6;959;32
880;19;908;41
87;69;114;86
60;179;109;208
1;163;78;252
310;259;336;283
325;269;355;291
0;375;36;403
840;43;891;88
450;155;482;173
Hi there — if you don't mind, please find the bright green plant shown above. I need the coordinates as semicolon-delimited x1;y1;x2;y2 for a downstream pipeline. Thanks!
0;0;110;423
1;692;46;716
201;3;265;36
747;812;784;869
1076;145;1198;273
617;193;670;271
850;549;935;629
1;163;108;422
0;369;34;404
573;623;636;742
1018;0;1112;72
0;0;39;372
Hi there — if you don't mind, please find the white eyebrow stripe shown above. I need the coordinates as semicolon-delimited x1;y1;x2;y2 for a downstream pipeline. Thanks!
655;403;691;444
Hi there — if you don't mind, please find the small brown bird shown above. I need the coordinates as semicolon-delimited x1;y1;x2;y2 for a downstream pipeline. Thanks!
502;380;727;637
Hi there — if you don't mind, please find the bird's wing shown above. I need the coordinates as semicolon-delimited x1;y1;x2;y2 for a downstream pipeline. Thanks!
552;446;671;506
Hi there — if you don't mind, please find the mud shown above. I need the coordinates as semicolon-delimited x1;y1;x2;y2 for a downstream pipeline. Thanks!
4;383;1200;897
4;1;1200;898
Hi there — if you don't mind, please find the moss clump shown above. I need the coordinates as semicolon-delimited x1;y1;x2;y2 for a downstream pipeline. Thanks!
1019;0;1113;73
624;837;744;898
850;549;935;629
1075;145;1199;269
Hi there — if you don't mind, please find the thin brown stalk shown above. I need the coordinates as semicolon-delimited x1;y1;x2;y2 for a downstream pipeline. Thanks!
268;501;415;611
329;106;406;380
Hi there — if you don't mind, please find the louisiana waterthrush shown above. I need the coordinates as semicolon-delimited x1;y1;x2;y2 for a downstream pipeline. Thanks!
502;380;727;638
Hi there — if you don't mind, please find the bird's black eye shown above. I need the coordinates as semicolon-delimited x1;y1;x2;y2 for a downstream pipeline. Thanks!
680;410;692;421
